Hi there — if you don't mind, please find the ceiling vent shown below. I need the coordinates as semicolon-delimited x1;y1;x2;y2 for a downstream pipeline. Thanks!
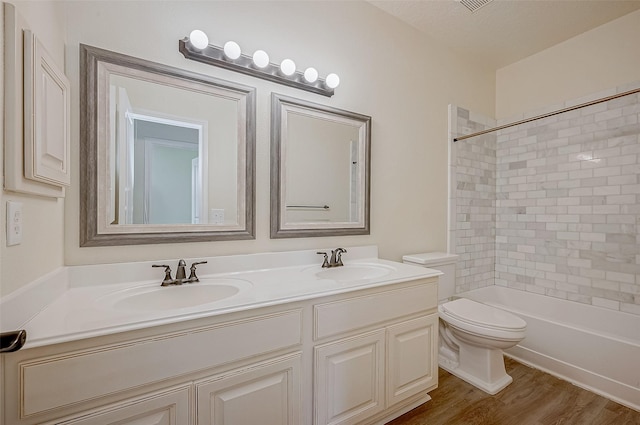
459;0;494;13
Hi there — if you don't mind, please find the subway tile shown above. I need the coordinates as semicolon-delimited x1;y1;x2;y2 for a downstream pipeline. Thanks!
594;109;623;122
606;194;636;204
568;187;593;197
592;205;619;214
621;184;640;194
594;185;621;196
608;174;637;185
568;223;592;232
567;274;591;286
557;215;580;223
606;114;638;130
606;271;636;284
579;232;605;242
593;166;622;177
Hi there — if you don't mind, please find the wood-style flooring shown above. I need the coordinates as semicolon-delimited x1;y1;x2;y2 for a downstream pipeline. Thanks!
387;358;640;425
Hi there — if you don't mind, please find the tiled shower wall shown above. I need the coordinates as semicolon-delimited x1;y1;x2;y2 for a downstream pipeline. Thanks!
449;106;497;293
451;82;640;315
495;85;640;315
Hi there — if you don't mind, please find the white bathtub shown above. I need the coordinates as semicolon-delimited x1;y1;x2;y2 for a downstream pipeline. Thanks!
459;286;640;412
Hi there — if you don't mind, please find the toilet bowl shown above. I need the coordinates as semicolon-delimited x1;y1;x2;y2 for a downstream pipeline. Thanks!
402;252;527;395
438;298;526;394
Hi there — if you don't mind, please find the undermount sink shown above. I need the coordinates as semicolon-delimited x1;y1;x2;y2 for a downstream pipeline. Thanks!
308;264;395;282
102;279;252;311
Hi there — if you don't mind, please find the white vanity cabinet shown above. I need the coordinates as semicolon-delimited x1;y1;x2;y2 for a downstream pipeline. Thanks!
1;274;438;425
313;279;439;425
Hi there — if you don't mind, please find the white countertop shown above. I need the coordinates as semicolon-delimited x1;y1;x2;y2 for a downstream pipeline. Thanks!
1;246;441;349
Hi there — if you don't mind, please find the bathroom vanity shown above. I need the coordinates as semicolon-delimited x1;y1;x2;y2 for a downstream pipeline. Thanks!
0;247;440;425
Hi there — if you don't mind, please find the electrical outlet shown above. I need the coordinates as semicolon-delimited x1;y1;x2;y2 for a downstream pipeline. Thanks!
6;201;23;246
209;209;225;224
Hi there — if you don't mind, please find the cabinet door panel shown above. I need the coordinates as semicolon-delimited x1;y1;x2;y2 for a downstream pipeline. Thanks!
196;353;301;425
314;330;385;425
54;385;190;425
387;315;438;406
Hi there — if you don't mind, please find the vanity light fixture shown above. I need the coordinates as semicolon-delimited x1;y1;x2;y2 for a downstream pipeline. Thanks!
179;30;339;97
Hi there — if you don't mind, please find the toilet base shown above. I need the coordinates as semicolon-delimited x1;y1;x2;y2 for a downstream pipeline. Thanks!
438;320;517;395
439;357;513;395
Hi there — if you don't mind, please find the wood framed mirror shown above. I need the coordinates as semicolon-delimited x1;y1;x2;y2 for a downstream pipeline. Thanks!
80;44;256;246
271;93;371;238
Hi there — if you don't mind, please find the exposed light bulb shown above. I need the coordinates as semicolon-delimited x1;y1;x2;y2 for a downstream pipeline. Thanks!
326;73;340;89
280;59;296;76
223;41;241;60
252;50;270;68
304;67;318;83
189;30;209;50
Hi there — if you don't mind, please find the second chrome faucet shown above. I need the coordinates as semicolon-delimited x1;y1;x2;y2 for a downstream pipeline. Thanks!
317;248;347;268
152;259;208;286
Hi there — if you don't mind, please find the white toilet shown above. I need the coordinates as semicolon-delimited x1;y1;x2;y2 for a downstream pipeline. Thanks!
402;252;526;395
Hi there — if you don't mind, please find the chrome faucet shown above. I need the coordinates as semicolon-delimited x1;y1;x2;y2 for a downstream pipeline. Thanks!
152;259;208;286
317;248;347;268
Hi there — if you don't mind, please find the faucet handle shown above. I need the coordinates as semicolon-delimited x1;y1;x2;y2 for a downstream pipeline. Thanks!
152;264;175;286
187;261;208;282
317;252;330;268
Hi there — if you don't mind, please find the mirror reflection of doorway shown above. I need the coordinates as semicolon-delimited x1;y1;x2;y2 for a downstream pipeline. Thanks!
142;138;197;224
122;115;207;224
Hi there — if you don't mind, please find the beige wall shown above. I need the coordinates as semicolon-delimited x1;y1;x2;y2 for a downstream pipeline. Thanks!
0;1;66;296
496;9;640;119
61;1;494;268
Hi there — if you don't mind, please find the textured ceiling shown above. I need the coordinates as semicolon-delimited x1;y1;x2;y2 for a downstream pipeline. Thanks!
369;0;640;69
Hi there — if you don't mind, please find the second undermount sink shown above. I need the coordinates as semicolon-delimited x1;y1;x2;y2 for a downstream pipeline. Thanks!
308;264;395;282
102;279;252;311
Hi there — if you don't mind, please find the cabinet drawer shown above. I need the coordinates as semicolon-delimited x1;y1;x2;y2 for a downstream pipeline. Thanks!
18;309;302;417
313;281;436;340
50;385;190;425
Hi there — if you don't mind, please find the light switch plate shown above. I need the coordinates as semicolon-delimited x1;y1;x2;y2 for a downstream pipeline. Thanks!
6;201;23;246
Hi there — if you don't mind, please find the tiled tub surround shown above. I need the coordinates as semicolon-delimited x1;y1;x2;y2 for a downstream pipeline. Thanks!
448;106;497;293
496;85;640;315
450;82;640;315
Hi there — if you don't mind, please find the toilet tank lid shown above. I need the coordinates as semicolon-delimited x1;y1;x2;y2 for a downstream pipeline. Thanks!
402;252;459;266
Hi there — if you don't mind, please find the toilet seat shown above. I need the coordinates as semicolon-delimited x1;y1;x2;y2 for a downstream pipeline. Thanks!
439;298;526;340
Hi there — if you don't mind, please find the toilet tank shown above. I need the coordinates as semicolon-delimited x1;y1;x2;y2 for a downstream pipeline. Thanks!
402;252;459;302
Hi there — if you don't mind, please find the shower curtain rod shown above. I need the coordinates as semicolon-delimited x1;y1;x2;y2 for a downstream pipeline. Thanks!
453;87;640;142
